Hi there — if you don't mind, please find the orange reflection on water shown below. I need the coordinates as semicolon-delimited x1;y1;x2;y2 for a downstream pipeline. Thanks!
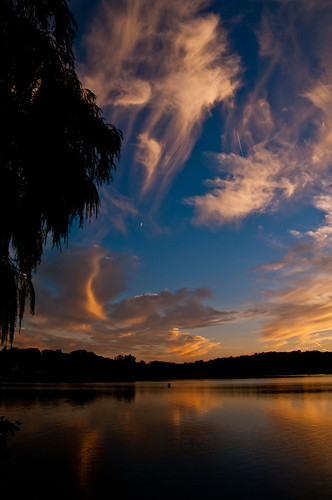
167;385;222;425
78;429;102;488
265;387;332;479
269;395;329;425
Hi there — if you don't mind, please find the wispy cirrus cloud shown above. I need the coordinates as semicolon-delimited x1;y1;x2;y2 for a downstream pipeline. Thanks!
19;246;236;360
188;147;297;226
189;0;332;226
250;193;332;351
98;188;139;235
79;0;241;200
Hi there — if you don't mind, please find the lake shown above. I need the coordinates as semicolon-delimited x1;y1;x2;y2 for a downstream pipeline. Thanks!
1;377;332;499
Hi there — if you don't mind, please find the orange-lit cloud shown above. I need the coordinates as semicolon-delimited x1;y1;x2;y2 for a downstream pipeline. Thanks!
79;0;240;200
19;246;237;361
24;246;130;332
166;328;219;359
250;193;332;351
86;251;107;320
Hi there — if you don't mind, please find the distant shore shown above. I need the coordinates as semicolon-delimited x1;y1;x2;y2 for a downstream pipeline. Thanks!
1;348;332;382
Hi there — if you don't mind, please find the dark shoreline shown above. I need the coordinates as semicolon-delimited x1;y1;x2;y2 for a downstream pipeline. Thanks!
1;347;332;382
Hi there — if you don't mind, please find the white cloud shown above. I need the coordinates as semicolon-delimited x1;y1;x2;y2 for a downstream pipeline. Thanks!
189;1;332;226
78;0;241;199
188;147;296;225
136;133;162;186
306;194;332;243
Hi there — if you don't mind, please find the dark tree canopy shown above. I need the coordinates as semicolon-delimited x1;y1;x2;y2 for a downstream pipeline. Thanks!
0;0;122;343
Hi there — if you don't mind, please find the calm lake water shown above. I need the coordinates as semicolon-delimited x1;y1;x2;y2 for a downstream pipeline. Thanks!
1;377;332;499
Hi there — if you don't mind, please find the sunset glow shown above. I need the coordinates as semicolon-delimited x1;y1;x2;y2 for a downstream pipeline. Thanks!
16;0;332;361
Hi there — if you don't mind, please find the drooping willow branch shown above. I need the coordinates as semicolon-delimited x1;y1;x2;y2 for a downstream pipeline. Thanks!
0;0;122;343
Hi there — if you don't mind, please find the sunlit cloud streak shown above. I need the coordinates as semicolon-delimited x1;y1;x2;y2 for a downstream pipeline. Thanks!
19;247;237;360
188;148;297;225
251;193;332;350
79;0;240;200
189;0;332;226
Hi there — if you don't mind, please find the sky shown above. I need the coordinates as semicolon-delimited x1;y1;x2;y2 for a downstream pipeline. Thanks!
15;0;332;362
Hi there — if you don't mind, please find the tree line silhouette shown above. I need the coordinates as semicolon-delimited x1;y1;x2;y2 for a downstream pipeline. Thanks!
1;348;332;382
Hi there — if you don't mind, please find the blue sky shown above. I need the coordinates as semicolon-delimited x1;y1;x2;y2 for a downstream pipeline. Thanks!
17;0;332;361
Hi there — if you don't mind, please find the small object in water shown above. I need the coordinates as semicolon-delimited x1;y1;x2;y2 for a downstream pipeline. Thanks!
167;383;171;388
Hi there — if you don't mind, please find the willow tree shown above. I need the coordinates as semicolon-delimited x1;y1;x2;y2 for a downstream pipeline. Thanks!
0;0;122;343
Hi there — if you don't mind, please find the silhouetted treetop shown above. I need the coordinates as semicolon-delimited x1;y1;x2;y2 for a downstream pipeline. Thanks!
0;0;122;343
0;348;331;382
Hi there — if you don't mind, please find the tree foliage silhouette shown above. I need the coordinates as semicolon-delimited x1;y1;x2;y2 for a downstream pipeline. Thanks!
0;0;122;343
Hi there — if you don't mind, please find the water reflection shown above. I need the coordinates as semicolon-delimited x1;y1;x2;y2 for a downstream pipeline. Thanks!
0;383;136;405
78;429;102;490
1;378;332;499
265;392;332;493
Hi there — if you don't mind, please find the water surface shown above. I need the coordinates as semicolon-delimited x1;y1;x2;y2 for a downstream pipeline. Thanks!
1;377;332;499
